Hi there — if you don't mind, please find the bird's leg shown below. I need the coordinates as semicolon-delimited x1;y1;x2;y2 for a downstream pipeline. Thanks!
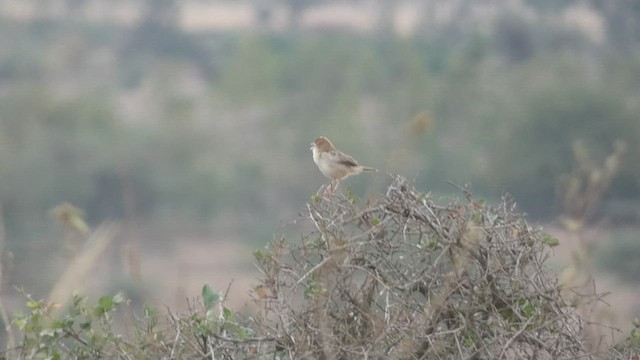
322;182;333;196
332;179;341;194
325;180;337;196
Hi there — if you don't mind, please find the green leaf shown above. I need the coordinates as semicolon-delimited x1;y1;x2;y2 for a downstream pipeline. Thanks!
542;234;560;247
345;188;359;202
499;308;515;322
30;313;41;324
463;328;478;346
304;280;322;299
253;250;264;261
13;319;25;330
235;327;247;339
519;299;535;318
98;295;114;312
144;304;158;318
310;194;320;203
26;300;39;309
463;337;474;346
223;307;234;321
51;319;73;329
202;284;221;311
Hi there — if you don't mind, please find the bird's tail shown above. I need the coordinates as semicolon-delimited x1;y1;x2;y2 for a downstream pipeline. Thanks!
361;166;377;172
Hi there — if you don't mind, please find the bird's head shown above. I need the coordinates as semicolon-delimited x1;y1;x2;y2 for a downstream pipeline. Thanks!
311;136;335;153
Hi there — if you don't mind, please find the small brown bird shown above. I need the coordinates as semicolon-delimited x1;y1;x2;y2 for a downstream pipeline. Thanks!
310;136;377;194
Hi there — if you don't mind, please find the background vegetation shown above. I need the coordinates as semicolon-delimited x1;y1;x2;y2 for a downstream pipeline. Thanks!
0;0;639;354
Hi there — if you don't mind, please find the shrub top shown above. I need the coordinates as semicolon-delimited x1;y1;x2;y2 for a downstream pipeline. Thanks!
252;176;596;359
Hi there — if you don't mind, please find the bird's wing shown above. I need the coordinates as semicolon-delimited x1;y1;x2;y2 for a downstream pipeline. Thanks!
330;150;359;167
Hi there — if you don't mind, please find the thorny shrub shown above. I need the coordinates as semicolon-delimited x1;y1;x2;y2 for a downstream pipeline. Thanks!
251;176;623;359
6;176;640;359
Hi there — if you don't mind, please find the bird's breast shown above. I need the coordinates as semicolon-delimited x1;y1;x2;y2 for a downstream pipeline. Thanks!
314;152;353;180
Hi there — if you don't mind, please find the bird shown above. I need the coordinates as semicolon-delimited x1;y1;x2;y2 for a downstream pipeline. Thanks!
310;136;377;195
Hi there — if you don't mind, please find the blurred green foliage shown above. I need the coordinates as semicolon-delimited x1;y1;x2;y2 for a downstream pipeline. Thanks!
10;288;258;359
0;0;639;294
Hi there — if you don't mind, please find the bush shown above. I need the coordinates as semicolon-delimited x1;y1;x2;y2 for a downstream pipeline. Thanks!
252;176;597;358
7;176;639;359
